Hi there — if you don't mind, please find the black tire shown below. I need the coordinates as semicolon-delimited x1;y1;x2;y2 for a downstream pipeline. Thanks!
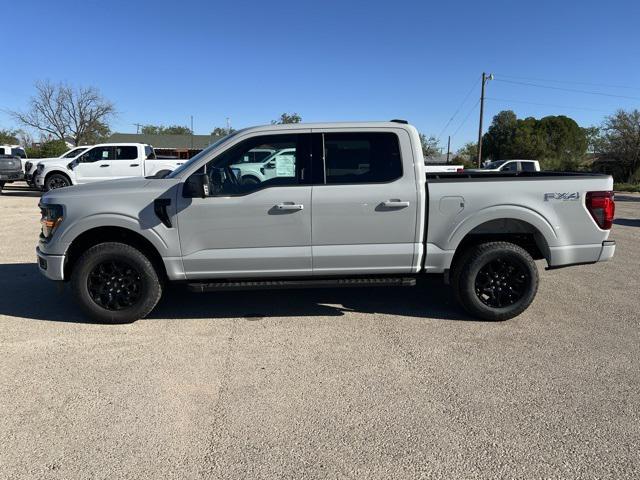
0;181;4;194
71;242;162;323
45;173;71;191
241;175;260;185
451;241;538;321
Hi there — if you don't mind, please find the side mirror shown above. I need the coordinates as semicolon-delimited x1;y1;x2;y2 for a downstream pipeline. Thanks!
265;161;276;169
184;173;210;198
67;160;77;170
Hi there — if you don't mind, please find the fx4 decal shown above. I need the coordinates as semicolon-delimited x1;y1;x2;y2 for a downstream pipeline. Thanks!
544;192;580;201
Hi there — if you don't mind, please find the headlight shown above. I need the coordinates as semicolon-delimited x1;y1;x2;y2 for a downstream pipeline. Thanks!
39;203;64;241
25;161;32;172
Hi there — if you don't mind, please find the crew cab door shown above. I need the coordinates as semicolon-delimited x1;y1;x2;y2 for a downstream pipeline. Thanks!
311;129;418;274
75;146;115;183
109;145;144;179
176;132;313;279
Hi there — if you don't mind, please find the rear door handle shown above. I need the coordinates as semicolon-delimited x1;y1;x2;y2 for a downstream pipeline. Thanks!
382;200;410;208
275;203;304;211
130;163;140;167
100;164;110;168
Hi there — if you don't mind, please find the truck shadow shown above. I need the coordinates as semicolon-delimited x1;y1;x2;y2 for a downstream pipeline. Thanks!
614;218;640;227
1;186;42;198
0;263;476;323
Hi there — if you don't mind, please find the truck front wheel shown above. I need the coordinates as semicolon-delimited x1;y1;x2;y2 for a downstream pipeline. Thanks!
71;242;162;323
45;173;71;191
452;241;538;321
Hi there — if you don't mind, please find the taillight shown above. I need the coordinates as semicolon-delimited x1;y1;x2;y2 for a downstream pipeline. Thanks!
586;191;615;230
456;168;464;173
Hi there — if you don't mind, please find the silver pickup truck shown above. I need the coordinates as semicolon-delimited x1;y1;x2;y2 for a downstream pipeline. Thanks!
36;121;616;323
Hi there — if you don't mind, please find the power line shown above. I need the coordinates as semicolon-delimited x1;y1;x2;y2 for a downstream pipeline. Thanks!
437;76;481;140
451;98;480;137
494;73;640;91
485;97;611;113
493;78;640;101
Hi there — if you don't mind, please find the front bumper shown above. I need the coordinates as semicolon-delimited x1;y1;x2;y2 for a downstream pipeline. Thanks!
0;172;24;182
35;174;45;188
36;247;65;281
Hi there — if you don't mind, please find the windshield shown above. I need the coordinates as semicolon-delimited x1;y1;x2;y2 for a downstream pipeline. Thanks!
166;132;240;178
11;148;26;159
62;147;88;159
483;160;506;169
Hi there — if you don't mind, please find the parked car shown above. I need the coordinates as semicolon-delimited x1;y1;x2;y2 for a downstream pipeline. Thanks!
36;121;615;323
34;143;184;191
230;148;296;184
24;146;90;187
469;159;541;173
0;155;24;194
424;165;464;173
0;145;28;183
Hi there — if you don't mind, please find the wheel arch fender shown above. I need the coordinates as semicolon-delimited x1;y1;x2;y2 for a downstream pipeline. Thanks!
447;205;558;261
60;220;170;280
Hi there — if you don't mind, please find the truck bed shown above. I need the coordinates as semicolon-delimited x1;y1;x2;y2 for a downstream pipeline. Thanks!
421;171;614;273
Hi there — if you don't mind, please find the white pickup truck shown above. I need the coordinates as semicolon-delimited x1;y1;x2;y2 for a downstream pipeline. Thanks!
24;146;89;187
36;121;616;323
34;143;183;191
472;159;541;173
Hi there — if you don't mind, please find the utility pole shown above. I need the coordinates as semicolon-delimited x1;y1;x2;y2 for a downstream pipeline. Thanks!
133;123;143;134
226;117;231;134
190;115;194;150
477;72;493;167
446;135;451;163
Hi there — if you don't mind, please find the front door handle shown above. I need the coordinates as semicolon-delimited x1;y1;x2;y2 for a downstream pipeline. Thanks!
382;200;410;208
275;203;304;211
100;164;110;168
130;163;140;167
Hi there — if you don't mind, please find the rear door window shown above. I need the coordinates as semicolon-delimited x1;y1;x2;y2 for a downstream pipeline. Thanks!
145;146;156;159
322;132;402;184
520;161;536;172
115;146;138;160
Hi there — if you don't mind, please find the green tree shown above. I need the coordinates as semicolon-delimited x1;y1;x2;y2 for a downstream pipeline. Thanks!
141;124;192;135
40;139;69;157
272;113;302;124
211;126;236;137
419;134;440;157
481;110;588;170
482;110;517;160
0;129;19;144
599;109;640;183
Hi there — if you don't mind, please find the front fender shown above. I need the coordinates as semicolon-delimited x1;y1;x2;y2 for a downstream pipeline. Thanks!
51;213;170;256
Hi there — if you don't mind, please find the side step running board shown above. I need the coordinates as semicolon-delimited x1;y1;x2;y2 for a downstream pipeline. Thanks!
187;277;416;293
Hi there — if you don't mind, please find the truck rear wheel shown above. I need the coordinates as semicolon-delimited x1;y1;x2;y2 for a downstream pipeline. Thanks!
452;241;538;321
71;242;162;323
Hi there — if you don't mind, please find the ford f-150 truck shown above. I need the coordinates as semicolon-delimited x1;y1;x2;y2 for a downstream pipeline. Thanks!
36;121;616;323
34;143;183;191
0;155;24;193
24;146;90;187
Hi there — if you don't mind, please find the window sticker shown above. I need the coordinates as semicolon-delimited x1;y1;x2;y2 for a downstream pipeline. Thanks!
275;156;295;177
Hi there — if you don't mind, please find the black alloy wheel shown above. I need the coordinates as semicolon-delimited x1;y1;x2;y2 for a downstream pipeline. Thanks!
87;260;143;311
474;257;530;308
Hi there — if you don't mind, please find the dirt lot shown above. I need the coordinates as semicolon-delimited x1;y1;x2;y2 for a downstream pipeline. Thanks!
1;185;638;479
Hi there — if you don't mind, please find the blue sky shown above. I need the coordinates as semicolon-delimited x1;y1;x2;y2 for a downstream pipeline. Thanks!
3;0;639;150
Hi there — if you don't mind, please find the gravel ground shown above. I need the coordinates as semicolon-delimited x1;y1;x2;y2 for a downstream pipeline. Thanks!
1;185;638;479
